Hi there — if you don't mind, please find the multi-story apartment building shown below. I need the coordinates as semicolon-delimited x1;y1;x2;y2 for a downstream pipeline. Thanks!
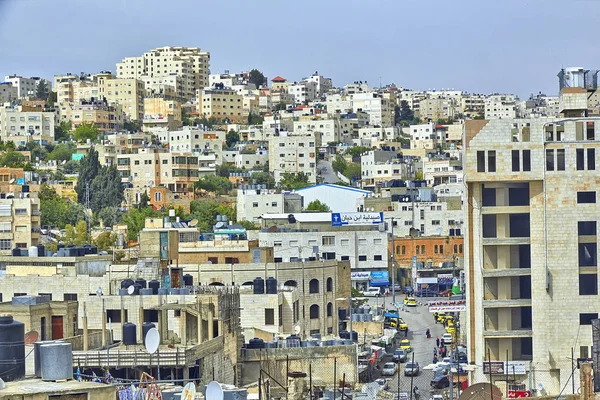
338;111;370;142
418;97;457;121
351;92;394;127
155;127;224;162
268;132;321;183
360;150;406;187
410;122;447;150
95;73;145;121
287;81;317;104
464;113;600;394
0;82;18;104
357;126;399;142
236;189;302;222
461;95;486;119
422;155;463;186
485;94;517;119
304;72;333;96
293;118;341;144
67;100;125;133
197;87;244;123
116;46;210;100
53;73;80;105
235;148;268;170
0;105;55;145
116;148;199;195
271;76;292;92
143;95;182;127
3;76;41;99
0;185;40;255
326;94;353;115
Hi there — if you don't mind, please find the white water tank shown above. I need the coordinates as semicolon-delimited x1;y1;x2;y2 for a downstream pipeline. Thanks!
28;246;38;257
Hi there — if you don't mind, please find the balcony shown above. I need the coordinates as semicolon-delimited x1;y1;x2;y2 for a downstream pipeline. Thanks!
483;299;532;308
482;329;532;338
482;268;531;278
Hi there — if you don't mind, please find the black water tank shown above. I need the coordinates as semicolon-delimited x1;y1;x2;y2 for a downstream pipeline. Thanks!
338;307;347;321
11;248;20;257
266;277;277;294
0;316;25;382
134;279;147;289
57;243;64;250
121;279;134;289
78;247;85;257
253;277;264;294
248;338;265;349
37;244;45;258
142;322;155;343
21;185;29;193
183;274;193;287
90;246;98;254
351;330;358;342
133;284;142;295
122;323;137;345
84;246;92;255
148;280;160;294
339;331;349;339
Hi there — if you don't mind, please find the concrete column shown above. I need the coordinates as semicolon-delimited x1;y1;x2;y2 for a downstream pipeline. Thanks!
83;315;89;351
183;366;189;384
197;301;204;344
101;305;107;348
180;310;187;345
208;303;214;340
139;307;144;344
159;310;168;344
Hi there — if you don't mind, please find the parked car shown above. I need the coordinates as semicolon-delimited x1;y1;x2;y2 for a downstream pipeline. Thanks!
382;362;398;376
396;393;409;400
362;287;381;297
450;293;465;300
416;288;439;297
393;349;408;363
375;378;389;390
403;297;417;307
439;289;452;297
403;286;414;295
431;373;450;389
442;333;454;344
399;339;412;352
404;361;420;376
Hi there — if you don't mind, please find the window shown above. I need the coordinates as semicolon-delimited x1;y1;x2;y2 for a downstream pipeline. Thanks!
581;346;590;359
416;246;420;255
432;220;440;225
459;244;463;253
359;255;367;261
482;214;497;238
154;192;162;202
309;279;319;294
402;245;406;255
106;310;127;323
322;252;336;260
580;312;598;324
341;239;350;246
0;240;11;250
63;294;77;301
557;149;565;171
252;202;258;207
512;150;520;172
546;149;554;171
144;310;159;322
440;245;444;253
274;257;283;262
374;255;383;261
523;150;531;171
15;209;27;215
265;309;275;325
579;243;597;266
580;274;598;295
326;277;333;292
309;304;319;319
588;148;596;170
373;238;382;245
279;304;283;326
579;221;597;236
577;192;596;204
358;238;367;245
322;236;335;246
327;302;333;317
577;149;585;170
273;241;282;247
487;151;496;172
271;202;277;207
341;256;350;261
477;151;485;172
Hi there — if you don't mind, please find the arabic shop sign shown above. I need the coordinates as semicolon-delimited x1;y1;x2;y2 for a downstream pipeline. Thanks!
331;212;384;226
427;299;467;312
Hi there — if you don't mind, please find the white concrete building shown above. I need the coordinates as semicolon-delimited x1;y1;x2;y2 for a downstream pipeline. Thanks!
422;156;464;186
485;94;517;119
155;127;224;162
358;126;399;142
361;150;403;185
0;83;17;104
351;92;393;127
410;123;447;150
0;106;55;145
384;201;464;237
235;149;269;169
304;72;332;96
293;118;341;144
294;184;371;212
287;81;317;104
3;76;41;98
236;189;302;222
268;132;321;184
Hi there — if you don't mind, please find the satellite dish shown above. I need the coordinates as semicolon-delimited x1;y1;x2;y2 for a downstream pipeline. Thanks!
206;261;213;264
294;325;301;334
127;285;135;295
189;219;198;227
181;382;196;400
206;381;224;400
24;331;39;345
144;327;160;354
215;221;225;229
458;383;502;400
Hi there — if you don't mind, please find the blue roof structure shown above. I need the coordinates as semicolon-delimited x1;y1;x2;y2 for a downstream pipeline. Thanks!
294;183;371;195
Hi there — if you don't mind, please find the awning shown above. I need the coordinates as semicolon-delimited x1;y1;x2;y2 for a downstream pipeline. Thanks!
384;313;399;318
370;271;389;287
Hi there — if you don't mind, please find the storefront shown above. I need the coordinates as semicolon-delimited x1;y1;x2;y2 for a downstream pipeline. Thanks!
369;271;389;289
351;271;371;290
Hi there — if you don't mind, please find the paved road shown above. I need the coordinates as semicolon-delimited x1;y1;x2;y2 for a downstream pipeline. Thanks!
317;160;338;184
366;296;450;398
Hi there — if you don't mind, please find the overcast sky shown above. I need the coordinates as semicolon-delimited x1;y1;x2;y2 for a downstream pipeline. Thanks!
1;0;600;98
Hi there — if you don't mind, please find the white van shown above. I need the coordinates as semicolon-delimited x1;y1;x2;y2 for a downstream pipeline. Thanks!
362;287;381;297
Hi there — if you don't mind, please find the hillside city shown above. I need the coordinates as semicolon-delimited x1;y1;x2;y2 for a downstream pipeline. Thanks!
0;45;598;399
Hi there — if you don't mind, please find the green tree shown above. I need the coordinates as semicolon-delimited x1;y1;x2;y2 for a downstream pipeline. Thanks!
35;79;49;100
73;123;99;143
75;147;100;204
346;146;371;159
226;130;240;148
415;171;424;180
54;121;72;142
239;220;259;230
41;198;85;229
89;166;124;213
48;143;76;162
24;141;48;161
248;69;266;88
248;113;264;125
138;191;149;209
62;160;80;174
278;172;311;190
0;141;16;151
217;163;231;177
94;231;117;251
64;220;89;246
397;100;414;124
252;171;275;188
306;200;331;212
46;91;57;108
194;175;233;195
123;120;142;132
332;156;348;173
343;163;362;180
189;200;235;232
0;150;26;168
97;206;122;228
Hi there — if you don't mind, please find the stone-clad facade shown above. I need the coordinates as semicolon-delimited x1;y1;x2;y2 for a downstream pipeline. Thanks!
465;118;600;394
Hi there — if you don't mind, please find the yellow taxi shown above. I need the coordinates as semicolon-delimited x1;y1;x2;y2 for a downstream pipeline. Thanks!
403;297;417;307
398;318;408;331
435;312;447;322
399;339;412;352
446;322;456;335
443;315;455;326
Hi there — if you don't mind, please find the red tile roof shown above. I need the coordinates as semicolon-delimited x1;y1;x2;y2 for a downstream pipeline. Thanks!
272;76;286;82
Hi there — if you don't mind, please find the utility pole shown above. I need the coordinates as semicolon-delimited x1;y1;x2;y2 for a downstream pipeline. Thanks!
390;217;396;306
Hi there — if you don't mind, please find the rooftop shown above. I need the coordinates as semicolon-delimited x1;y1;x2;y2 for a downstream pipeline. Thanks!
0;379;115;397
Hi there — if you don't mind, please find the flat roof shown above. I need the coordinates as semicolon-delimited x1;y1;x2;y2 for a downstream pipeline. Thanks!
1;378;114;396
260;213;332;222
294;183;371;195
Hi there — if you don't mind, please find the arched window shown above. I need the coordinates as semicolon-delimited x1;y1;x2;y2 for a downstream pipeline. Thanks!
396;245;401;255
434;245;438;254
326;277;333;292
421;245;425;254
327;302;333;317
284;280;297;287
402;245;406;255
309;279;319;294
440;245;444;254
459;244;463;253
310;304;320;319
416;246;420;255
454;244;458;253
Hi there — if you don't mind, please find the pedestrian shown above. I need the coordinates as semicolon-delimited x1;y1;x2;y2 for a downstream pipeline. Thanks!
404;328;408;338
433;355;438;364
433;347;437;357
440;338;445;347
426;328;431;338
436;337;440;347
